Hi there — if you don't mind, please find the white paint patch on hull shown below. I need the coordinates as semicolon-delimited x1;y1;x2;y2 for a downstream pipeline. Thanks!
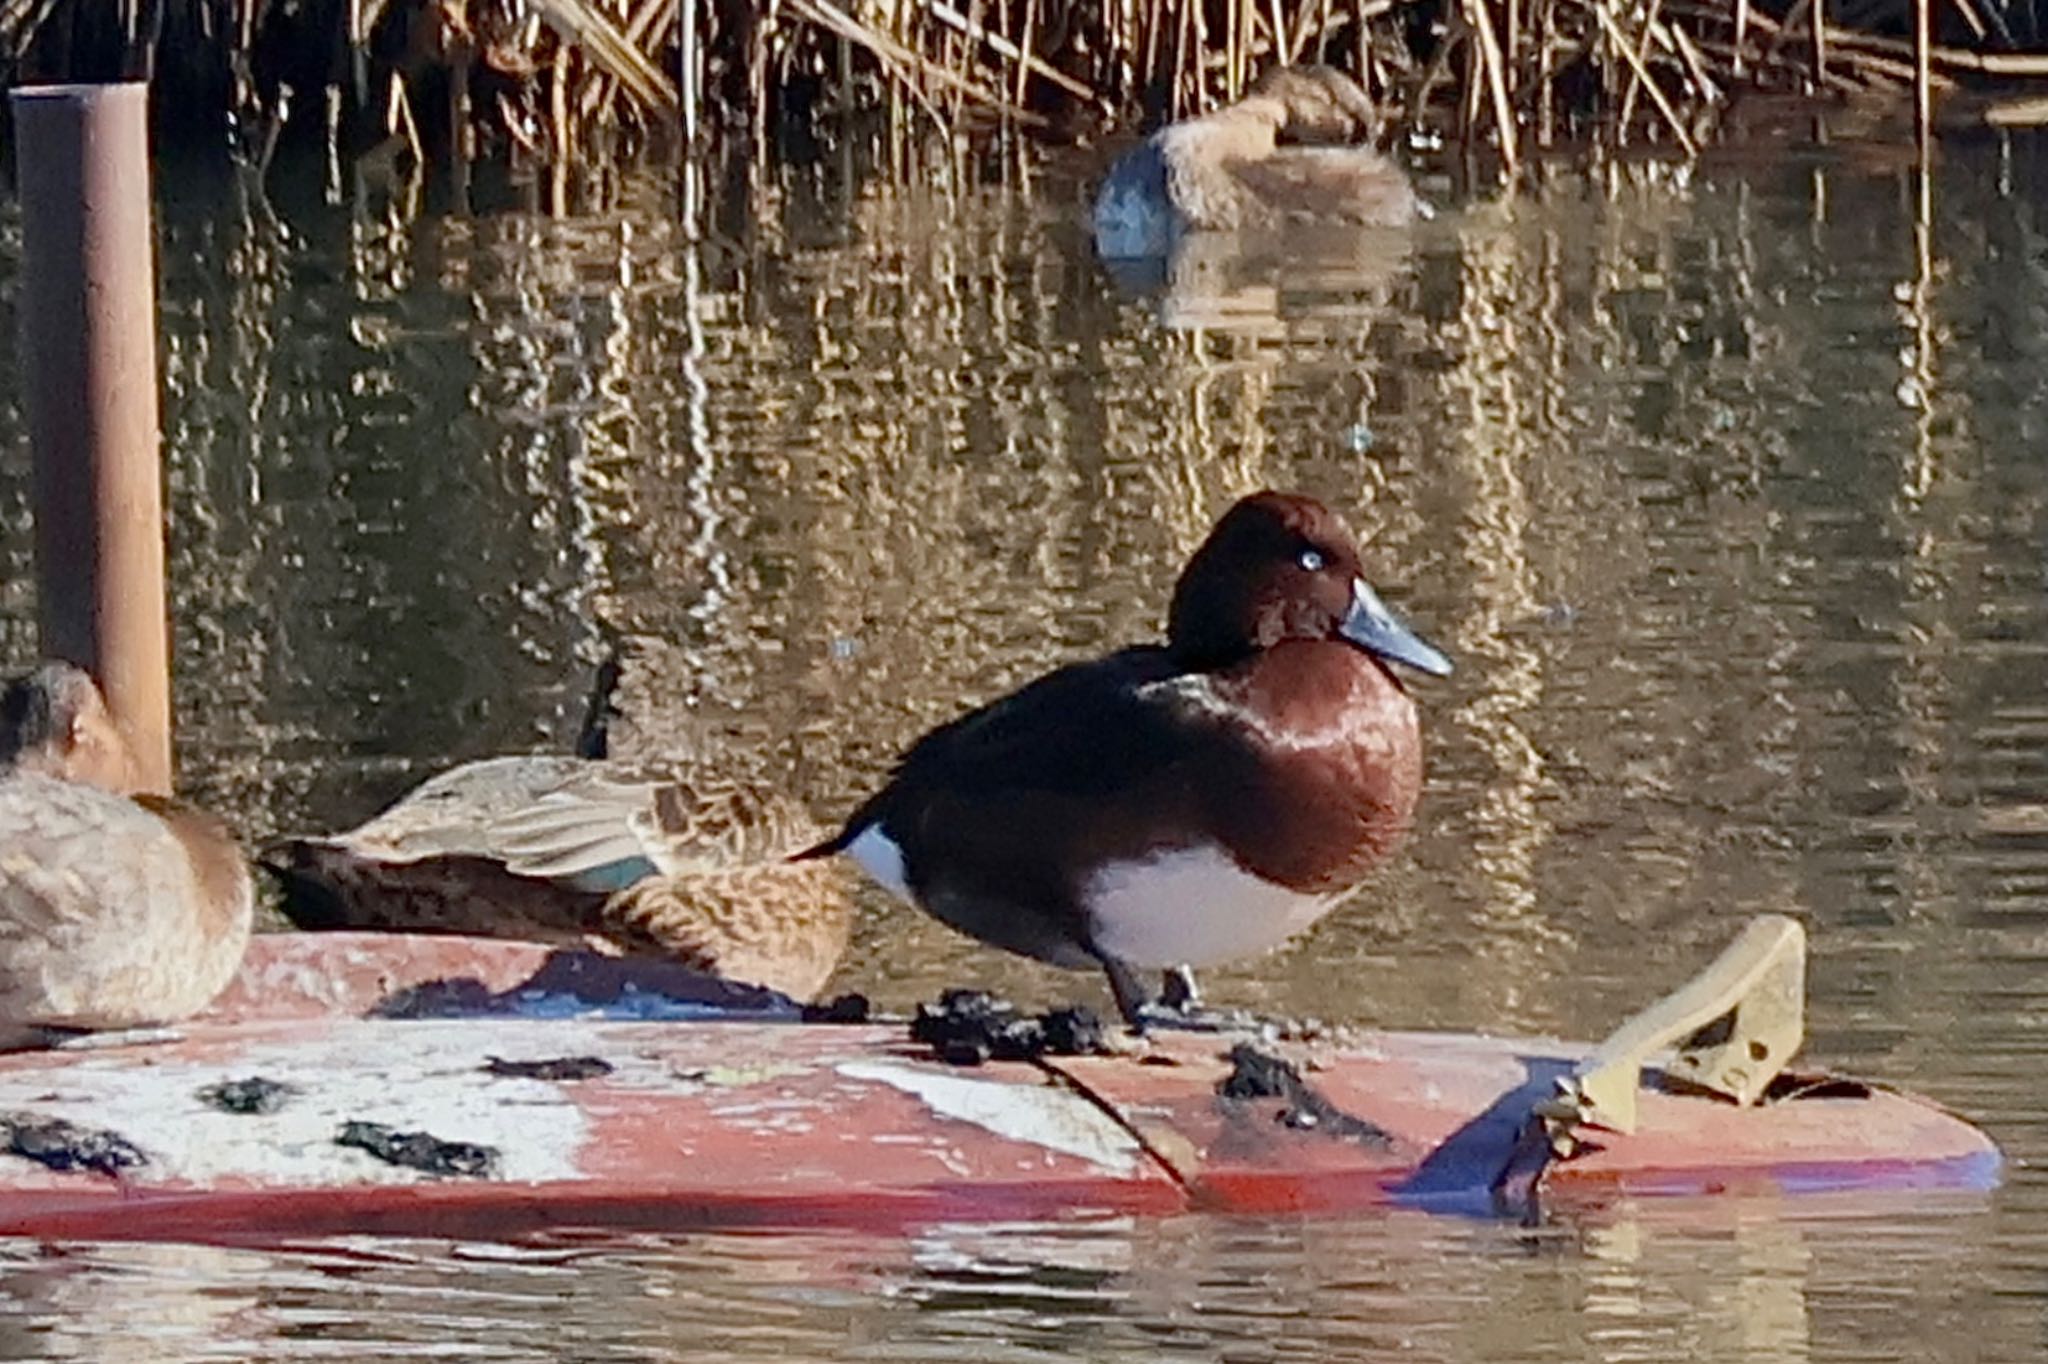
846;823;914;902
0;1019;684;1188
1082;845;1339;969
837;1061;1140;1174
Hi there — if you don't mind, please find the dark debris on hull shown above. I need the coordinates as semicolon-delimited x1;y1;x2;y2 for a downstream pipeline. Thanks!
801;993;873;1024
912;989;1111;1065
482;1055;615;1081
199;1076;299;1115
1;1114;148;1177
336;1120;502;1178
1217;1042;1395;1148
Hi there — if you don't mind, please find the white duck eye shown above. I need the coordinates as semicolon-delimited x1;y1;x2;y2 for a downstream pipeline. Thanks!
1297;548;1326;573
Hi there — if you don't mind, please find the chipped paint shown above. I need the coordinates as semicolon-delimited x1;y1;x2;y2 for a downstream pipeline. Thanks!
0;932;2000;1244
674;1063;811;1088
837;1061;1141;1175
0;1019;669;1187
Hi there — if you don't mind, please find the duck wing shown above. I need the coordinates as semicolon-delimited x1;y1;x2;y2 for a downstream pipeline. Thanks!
291;756;595;864
815;646;1212;851
1228;148;1419;228
488;762;826;893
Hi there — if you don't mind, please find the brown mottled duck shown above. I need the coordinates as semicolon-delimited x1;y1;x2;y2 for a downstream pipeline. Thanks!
0;662;254;1047
1094;65;1422;260
265;755;853;1002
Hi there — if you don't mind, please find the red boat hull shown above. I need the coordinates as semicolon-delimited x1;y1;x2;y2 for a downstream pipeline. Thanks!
0;934;1998;1243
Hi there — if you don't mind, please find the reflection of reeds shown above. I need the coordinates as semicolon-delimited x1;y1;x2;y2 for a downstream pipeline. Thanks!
3;125;2041;1034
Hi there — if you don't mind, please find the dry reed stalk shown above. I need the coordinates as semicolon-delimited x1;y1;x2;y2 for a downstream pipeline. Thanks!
532;0;678;113
1408;18;1465;130
1011;0;1036;105
946;0;983;123
576;0;677;118
1667;22;1721;100
1977;93;2048;124
737;0;766;162
549;45;571;207
1684;34;1869;90
1465;0;1520;171
1679;6;1958;87
450;36;473;198
923;0;1094;100
1458;16;1479;148
1224;0;1240;100
681;0;701;234
1811;0;1826;88
5;0;2039;166
1914;0;1930;150
1137;0;1161;102
1944;0;1988;39
1583;0;1697;152
1615;0;1670;134
1353;0;1368;93
1917;43;2048;75
787;0;1047;124
388;70;426;165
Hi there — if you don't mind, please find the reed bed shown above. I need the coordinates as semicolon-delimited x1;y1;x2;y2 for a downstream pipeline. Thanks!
2;0;2044;174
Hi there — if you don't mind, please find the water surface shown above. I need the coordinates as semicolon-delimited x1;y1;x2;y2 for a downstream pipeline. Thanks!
1;129;2045;1360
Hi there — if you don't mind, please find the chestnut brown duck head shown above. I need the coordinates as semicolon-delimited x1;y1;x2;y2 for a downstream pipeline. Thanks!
1094;64;1422;261
0;662;254;1046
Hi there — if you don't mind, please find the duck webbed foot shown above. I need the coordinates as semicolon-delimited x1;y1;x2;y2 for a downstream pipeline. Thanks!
1099;957;1260;1034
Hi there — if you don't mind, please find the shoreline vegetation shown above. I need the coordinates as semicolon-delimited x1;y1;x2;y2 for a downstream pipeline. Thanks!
1;0;2046;182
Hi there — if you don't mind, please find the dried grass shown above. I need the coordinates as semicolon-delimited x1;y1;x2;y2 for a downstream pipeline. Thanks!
1;0;2039;176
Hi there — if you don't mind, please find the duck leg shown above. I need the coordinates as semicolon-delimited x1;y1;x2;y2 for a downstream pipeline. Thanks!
1098;954;1260;1034
1098;954;1156;1032
1161;964;1201;1010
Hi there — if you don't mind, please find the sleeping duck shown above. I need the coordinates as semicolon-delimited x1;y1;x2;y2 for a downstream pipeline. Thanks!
0;662;254;1047
265;754;854;1003
1094;64;1422;260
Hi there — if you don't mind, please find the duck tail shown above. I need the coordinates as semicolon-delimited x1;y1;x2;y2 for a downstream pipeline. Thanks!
787;828;853;864
254;839;358;930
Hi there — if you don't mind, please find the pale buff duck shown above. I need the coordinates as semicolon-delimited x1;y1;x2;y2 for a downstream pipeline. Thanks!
264;755;854;1003
0;662;254;1046
1093;64;1422;260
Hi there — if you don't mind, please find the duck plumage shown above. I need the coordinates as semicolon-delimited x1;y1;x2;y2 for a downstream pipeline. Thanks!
0;662;254;1044
1094;64;1422;260
803;491;1451;1027
266;755;853;1002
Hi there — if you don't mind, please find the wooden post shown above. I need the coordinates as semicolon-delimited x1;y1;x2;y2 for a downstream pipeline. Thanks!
10;82;173;795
